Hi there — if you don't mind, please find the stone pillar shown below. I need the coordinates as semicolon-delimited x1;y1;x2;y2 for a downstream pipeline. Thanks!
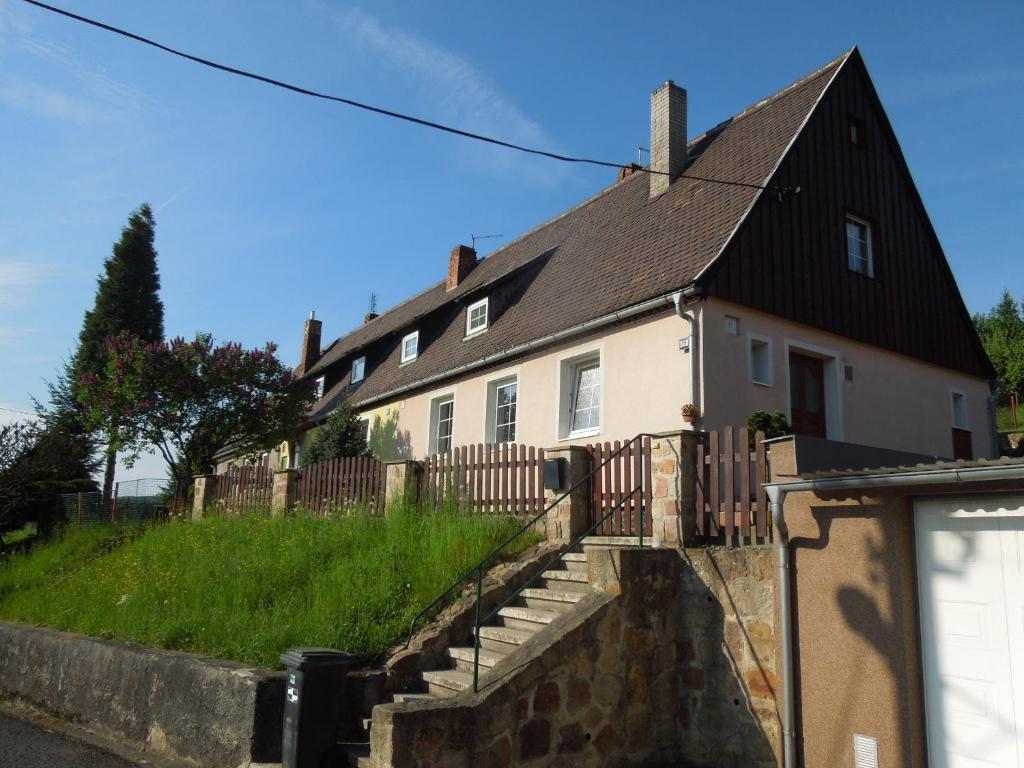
384;460;423;509
678;430;703;545
649;432;682;546
543;445;591;542
272;469;299;516
192;474;217;519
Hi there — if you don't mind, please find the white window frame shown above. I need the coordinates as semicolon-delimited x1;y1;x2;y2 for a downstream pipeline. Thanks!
466;297;489;336
351;356;366;383
314;376;325;399
557;350;602;440
748;334;773;387
401;331;419;363
725;315;740;336
428;394;455;455
782;338;845;441
950;388;968;430
484;375;518;443
846;214;874;277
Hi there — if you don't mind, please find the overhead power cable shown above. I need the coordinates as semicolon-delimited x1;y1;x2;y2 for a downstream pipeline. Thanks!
22;0;787;194
0;405;38;418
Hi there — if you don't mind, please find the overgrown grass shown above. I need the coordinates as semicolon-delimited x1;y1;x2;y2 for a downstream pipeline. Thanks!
0;504;537;668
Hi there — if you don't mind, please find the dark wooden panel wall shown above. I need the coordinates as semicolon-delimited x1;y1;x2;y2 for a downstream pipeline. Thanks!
703;53;991;380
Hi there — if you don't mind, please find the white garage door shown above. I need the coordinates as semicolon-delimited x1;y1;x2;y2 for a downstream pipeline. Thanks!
915;497;1024;768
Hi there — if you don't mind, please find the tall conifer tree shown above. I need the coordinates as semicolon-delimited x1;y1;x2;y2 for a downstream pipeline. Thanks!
72;204;164;506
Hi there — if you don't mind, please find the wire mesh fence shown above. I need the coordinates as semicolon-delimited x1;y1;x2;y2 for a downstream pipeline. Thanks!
61;477;182;528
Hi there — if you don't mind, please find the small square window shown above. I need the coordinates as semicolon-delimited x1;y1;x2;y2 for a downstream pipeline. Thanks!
749;337;771;386
466;298;488;336
725;316;740;336
849;117;864;146
846;216;874;277
351;356;365;384
401;331;419;363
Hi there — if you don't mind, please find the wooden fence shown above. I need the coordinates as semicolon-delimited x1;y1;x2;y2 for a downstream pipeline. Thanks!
423;443;546;514
212;465;273;513
295;455;387;514
584;437;653;537
695;426;769;545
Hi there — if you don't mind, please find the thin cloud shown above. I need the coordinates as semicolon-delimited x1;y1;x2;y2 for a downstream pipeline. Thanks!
331;7;566;185
0;259;49;288
0;326;30;344
0;78;104;123
0;0;154;124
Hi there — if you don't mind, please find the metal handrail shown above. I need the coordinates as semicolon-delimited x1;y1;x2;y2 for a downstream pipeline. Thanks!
405;433;654;648
470;482;645;690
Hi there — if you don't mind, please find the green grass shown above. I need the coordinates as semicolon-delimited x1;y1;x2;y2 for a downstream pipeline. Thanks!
1;526;37;546
0;505;537;668
997;403;1024;433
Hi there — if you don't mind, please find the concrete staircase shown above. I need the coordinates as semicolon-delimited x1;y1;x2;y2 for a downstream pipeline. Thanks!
342;550;595;766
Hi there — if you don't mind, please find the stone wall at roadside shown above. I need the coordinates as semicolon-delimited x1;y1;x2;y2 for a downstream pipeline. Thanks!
0;621;285;768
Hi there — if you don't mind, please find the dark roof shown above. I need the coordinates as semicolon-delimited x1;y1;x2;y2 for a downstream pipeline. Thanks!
304;51;852;418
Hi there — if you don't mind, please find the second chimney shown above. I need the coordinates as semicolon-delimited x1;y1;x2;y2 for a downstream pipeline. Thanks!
446;244;477;291
650;80;687;198
299;310;322;375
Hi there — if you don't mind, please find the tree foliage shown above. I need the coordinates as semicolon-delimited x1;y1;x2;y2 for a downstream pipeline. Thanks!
747;410;792;441
0;420;99;538
302;402;368;467
77;332;316;492
71;204;165;506
973;290;1024;399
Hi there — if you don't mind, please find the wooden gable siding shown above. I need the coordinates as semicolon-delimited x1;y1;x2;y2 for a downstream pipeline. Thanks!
701;52;992;380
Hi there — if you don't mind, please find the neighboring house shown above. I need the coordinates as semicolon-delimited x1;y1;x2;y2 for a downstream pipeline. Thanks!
262;47;995;471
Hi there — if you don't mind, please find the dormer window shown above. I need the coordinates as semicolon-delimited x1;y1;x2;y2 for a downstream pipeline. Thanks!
314;376;325;400
351;356;365;384
401;331;419;363
466;297;488;336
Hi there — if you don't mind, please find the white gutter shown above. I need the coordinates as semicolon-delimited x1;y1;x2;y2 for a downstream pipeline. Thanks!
764;461;1024;768
673;288;702;418
349;288;689;411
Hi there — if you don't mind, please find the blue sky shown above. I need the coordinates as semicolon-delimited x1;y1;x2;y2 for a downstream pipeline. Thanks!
1;0;1022;480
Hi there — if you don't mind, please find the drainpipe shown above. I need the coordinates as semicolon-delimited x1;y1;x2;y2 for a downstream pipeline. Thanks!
764;461;1024;768
766;486;796;768
673;286;702;418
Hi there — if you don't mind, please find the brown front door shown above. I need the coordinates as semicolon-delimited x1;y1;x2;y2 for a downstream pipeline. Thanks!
789;352;827;438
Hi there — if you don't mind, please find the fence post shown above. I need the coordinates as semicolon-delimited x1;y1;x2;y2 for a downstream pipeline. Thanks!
272;469;300;516
384;460;423;510
542;445;590;542
192;474;218;519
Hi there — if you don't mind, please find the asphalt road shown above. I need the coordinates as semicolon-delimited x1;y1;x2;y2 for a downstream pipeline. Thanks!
0;711;141;768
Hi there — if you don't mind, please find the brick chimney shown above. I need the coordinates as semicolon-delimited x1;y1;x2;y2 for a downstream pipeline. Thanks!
299;310;322;375
446;244;477;291
364;311;379;324
650;80;687;198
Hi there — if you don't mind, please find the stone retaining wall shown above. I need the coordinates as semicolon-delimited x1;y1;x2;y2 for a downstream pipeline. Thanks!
0;621;285;768
367;546;779;767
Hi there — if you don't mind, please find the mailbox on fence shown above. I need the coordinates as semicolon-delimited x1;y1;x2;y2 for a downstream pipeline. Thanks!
544;458;567;492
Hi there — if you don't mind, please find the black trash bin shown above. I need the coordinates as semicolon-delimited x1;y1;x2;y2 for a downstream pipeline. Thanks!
280;648;353;768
